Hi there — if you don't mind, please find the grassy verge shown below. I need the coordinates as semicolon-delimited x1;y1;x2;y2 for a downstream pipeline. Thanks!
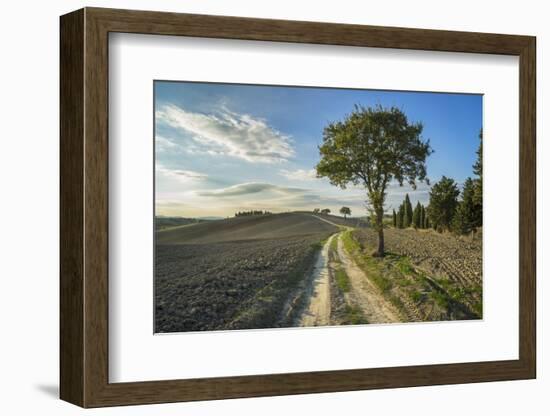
340;230;480;321
341;230;393;294
327;232;368;325
344;304;368;325
330;233;340;253
340;230;406;318
335;268;351;292
435;277;483;317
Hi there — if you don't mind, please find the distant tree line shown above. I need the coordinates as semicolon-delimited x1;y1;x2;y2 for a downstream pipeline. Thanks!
234;210;272;217
313;208;332;215
391;130;483;235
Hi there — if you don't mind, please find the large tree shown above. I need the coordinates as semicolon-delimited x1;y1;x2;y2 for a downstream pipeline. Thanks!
427;176;460;232
340;206;351;219
316;105;432;256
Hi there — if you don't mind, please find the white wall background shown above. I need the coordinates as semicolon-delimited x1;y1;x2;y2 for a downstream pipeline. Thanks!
0;0;545;414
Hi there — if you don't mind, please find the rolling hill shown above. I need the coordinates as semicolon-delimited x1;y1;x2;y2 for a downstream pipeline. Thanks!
155;216;206;230
156;212;341;244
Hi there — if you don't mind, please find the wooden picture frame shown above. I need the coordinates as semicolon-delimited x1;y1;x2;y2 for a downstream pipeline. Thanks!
60;7;536;408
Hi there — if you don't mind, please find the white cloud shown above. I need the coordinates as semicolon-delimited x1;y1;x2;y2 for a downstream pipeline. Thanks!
156;163;208;183
279;168;317;181
196;182;307;198
156;135;180;153
156;104;294;163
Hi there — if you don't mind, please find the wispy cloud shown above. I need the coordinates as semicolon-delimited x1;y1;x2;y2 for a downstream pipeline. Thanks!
279;168;317;181
156;163;208;183
156;104;294;163
196;182;307;198
156;135;180;153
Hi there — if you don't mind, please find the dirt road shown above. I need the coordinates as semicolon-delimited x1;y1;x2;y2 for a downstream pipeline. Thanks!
297;220;401;327
298;233;336;327
336;237;400;324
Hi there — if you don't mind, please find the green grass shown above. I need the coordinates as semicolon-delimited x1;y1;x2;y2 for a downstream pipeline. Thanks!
330;233;340;253
432;277;482;318
344;305;368;325
395;257;415;274
362;256;393;292
341;230;360;254
394;275;413;287
341;230;394;295
430;290;449;309
335;268;351;292
472;297;483;317
388;294;405;311
410;290;423;303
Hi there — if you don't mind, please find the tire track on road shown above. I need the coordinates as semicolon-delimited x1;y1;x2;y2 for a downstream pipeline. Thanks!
297;233;338;327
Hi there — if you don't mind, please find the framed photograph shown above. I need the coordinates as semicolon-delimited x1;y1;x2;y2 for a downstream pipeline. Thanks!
60;7;536;407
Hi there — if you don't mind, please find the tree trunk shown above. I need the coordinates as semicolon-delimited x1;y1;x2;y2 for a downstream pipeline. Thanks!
373;205;385;257
377;227;385;257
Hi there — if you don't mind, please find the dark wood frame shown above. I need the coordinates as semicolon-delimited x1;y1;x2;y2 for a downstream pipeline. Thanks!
60;7;536;408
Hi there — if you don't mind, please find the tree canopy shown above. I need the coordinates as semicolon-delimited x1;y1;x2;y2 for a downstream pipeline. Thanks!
427;176;459;232
452;177;477;234
316;105;432;256
340;206;351;219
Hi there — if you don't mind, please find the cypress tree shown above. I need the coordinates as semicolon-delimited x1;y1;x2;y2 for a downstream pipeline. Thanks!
420;204;426;229
424;207;430;230
392;209;397;227
404;194;413;227
397;204;404;228
412;202;422;229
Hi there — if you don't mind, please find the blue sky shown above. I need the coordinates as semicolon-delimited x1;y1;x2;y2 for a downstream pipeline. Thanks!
155;81;482;218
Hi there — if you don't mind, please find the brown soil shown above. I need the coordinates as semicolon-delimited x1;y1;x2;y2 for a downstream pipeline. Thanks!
155;213;339;333
354;227;482;286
